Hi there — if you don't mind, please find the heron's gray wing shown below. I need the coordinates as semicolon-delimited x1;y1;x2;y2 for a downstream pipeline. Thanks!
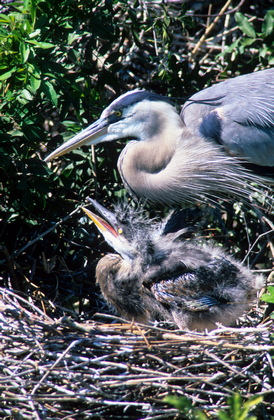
199;102;274;166
181;69;274;166
151;274;224;312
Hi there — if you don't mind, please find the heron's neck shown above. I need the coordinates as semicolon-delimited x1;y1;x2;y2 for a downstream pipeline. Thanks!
118;118;254;205
121;113;183;174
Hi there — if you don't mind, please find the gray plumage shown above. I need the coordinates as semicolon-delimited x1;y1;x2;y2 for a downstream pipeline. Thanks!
181;68;274;167
83;199;263;331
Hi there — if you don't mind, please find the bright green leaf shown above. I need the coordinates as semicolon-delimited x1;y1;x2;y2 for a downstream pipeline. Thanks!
27;40;55;49
241;395;263;411
261;286;274;303
30;74;41;91
262;11;274;37
0;14;12;24
240;37;256;47
0;68;16;81
235;12;257;38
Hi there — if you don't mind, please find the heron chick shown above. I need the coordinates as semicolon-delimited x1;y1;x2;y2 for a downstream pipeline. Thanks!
45;68;274;207
83;198;263;331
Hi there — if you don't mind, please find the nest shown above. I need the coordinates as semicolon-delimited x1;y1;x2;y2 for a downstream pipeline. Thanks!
0;287;273;420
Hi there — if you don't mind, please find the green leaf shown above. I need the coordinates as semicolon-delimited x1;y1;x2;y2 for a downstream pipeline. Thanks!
28;62;42;91
43;80;58;107
261;286;274;303
0;14;12;24
0;68;17;81
235;12;256;38
21;88;34;101
262;11;274;37
240;395;263;414
68;32;81;45
240;37;256;47
30;74;41;91
28;0;37;24
218;393;263;420
217;411;230;420
27;40;55;49
261;295;274;303
19;41;30;63
230;393;242;418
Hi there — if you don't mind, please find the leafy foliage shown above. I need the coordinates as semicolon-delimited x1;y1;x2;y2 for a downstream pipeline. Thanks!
224;10;274;66
164;393;263;420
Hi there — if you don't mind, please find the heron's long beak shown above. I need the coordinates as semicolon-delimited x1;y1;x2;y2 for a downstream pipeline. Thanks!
44;118;109;162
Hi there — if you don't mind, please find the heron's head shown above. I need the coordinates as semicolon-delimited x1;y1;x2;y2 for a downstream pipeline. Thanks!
82;197;141;262
44;90;178;161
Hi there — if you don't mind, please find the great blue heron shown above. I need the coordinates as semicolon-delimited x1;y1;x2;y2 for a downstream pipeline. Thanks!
83;198;263;331
45;68;274;206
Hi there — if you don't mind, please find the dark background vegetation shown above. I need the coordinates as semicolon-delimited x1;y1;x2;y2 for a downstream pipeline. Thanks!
1;0;273;315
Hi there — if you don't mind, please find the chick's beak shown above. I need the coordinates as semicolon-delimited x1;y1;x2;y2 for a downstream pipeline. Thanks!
44;118;109;162
82;207;118;238
82;198;137;261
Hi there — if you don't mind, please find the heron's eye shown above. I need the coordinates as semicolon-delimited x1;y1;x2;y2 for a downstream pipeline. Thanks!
115;110;122;118
118;228;123;235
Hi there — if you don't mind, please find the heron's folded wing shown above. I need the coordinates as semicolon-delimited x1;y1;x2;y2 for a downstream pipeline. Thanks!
151;275;223;312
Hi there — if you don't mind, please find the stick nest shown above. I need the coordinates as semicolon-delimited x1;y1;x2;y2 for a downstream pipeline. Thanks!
0;287;273;420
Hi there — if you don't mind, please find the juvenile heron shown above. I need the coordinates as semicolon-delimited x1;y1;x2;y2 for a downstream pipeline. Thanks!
45;68;274;206
83;198;263;330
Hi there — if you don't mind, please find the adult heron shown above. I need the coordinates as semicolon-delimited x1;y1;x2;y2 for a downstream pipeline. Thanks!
45;68;274;206
83;198;263;330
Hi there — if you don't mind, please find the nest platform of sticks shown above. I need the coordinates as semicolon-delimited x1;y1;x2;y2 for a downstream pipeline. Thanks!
0;287;273;420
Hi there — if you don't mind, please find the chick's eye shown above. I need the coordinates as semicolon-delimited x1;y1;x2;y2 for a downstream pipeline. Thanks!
115;110;122;118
